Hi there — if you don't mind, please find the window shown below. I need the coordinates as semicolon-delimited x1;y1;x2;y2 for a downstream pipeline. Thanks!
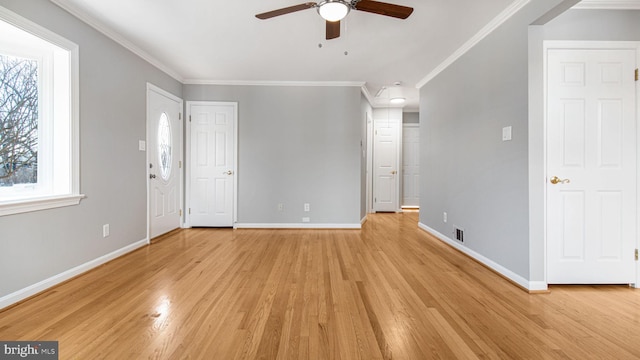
158;113;172;181
0;6;82;216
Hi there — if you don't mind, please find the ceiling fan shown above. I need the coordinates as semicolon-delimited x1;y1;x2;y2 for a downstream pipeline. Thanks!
255;0;414;40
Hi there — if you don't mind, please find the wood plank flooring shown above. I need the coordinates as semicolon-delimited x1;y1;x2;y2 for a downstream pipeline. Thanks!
2;212;640;359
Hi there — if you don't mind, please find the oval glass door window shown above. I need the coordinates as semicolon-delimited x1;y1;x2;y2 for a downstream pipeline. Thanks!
158;113;172;181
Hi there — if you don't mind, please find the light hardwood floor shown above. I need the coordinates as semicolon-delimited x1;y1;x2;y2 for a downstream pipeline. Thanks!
2;212;640;359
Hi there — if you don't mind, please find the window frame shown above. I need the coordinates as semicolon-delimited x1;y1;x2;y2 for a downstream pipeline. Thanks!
0;6;83;216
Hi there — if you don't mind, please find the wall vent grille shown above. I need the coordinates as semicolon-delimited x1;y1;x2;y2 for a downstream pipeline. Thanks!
454;226;464;243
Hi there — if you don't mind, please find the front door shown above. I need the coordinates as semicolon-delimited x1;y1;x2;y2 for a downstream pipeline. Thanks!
147;85;182;239
188;102;236;227
546;47;637;284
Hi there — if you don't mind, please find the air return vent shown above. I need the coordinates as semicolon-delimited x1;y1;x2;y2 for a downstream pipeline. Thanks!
454;226;464;243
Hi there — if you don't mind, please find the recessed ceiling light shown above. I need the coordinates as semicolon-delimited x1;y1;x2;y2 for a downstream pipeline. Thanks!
390;97;406;104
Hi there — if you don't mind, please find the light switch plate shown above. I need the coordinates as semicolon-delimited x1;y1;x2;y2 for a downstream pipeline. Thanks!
502;126;512;141
139;140;146;151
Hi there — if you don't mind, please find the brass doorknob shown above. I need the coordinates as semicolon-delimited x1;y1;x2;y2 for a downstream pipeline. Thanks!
391;170;397;175
550;176;570;184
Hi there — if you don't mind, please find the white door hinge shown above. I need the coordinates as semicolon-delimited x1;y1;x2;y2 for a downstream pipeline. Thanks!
179;113;182;120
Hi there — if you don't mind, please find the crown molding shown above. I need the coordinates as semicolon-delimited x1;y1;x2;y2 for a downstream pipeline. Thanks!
360;85;375;105
416;0;531;89
183;79;366;87
572;0;640;9
49;0;184;82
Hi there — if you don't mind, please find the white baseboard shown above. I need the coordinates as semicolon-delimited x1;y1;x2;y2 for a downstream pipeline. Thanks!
0;238;148;310
361;215;367;225
234;223;361;229
417;222;547;292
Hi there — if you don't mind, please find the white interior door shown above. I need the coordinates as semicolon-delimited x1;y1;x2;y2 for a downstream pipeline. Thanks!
546;48;637;284
402;124;420;208
373;117;400;212
188;102;236;227
147;85;182;239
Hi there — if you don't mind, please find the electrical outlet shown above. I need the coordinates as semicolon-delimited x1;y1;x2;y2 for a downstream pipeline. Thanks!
103;224;110;238
277;203;284;211
302;217;310;223
304;203;310;212
443;212;447;223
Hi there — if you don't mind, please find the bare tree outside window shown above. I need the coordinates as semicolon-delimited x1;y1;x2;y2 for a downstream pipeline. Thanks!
0;54;38;186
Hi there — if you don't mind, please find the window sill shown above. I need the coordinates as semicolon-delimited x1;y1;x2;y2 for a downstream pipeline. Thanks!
0;194;86;217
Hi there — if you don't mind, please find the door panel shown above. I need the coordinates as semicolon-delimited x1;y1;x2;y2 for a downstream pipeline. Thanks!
559;191;585;260
546;48;636;284
373;123;399;211
597;191;622;259
148;87;182;239
560;100;585;167
598;100;623;167
189;102;236;227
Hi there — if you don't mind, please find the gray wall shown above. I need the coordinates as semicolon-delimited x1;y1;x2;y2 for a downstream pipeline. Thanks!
0;0;182;298
183;85;362;225
528;9;640;281
403;112;419;124
541;9;640;37
418;0;566;280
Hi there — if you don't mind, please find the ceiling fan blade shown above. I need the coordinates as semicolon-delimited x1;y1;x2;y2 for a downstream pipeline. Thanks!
326;20;340;40
255;2;317;20
354;0;413;19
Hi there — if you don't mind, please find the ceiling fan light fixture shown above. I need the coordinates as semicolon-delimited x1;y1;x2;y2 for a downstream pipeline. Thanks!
318;1;350;22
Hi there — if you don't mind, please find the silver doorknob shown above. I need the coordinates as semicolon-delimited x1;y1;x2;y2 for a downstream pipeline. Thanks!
224;170;234;175
550;176;570;184
150;174;156;179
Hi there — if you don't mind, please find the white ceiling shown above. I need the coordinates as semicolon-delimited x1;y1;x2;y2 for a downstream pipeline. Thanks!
51;0;521;110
